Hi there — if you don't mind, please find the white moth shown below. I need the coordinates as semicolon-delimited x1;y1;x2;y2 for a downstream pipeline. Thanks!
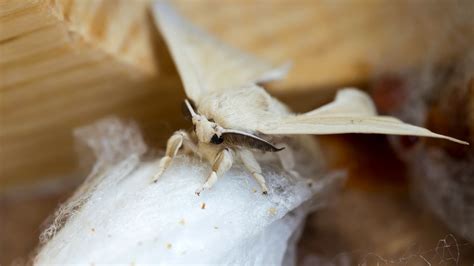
151;2;468;195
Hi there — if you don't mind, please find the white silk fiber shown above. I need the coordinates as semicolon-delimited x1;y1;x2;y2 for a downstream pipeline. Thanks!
35;117;342;265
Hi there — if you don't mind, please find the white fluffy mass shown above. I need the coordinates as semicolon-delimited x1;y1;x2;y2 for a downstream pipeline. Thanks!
35;117;342;265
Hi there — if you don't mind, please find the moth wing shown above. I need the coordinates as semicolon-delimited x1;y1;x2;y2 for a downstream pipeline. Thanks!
152;1;288;103
258;88;468;145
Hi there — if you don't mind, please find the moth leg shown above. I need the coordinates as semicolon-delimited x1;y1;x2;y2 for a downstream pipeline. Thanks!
152;130;191;183
238;149;268;194
195;148;233;195
181;133;199;156
276;145;300;178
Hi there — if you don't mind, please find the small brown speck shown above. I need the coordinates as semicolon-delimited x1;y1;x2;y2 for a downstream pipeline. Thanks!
201;203;206;209
268;207;277;216
214;226;219;230
179;219;186;225
166;243;172;250
91;228;95;233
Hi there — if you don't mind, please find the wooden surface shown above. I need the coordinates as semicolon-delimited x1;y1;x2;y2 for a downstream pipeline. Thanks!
175;0;474;91
0;0;184;188
1;0;473;187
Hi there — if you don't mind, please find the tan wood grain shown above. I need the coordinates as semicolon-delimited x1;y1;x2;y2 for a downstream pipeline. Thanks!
173;0;474;91
0;0;184;188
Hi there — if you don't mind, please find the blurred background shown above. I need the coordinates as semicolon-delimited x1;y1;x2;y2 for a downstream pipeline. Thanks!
1;0;473;264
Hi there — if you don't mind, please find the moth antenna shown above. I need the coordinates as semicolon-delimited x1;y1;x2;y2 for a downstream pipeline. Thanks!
182;99;198;120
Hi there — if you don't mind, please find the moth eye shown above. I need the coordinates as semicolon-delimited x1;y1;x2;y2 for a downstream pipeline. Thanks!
208;118;215;123
210;134;224;145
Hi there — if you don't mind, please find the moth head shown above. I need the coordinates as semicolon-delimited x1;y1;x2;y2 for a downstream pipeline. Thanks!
183;99;224;144
193;116;224;144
